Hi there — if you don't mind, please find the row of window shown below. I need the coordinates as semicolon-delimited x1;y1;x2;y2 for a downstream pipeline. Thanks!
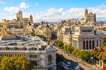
0;47;46;51
0;54;25;57
83;40;100;50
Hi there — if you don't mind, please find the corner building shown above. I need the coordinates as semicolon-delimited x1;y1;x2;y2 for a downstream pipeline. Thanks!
0;36;56;70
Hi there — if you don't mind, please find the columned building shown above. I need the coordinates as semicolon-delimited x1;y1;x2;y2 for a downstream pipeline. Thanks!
72;25;102;50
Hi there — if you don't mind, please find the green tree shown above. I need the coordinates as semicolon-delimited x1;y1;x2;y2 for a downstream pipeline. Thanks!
0;57;16;70
31;29;36;36
79;51;90;61
0;56;30;70
72;49;80;57
102;37;106;47
54;40;64;49
64;45;74;54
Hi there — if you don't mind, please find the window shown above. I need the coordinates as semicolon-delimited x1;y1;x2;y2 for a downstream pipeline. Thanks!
48;55;52;65
97;40;99;47
89;40;92;49
83;41;85;49
86;40;89;50
30;55;37;58
28;48;37;50
92;40;95;49
82;29;92;32
48;67;52;70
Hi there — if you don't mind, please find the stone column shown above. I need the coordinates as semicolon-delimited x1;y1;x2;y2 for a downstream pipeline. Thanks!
95;39;97;48
98;40;100;47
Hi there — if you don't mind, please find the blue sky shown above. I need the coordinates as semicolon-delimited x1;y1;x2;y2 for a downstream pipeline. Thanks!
0;0;106;21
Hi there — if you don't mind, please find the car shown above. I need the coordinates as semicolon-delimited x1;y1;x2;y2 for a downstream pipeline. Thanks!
65;61;72;65
63;61;72;66
60;61;74;70
75;64;81;70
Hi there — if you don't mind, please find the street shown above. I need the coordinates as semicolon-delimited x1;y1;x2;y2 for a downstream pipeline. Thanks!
56;48;97;70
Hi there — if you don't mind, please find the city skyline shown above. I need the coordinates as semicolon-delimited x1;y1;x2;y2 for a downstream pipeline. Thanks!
0;0;106;22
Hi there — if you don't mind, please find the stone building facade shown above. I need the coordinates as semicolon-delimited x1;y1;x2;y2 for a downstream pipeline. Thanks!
0;36;56;70
6;11;34;35
72;25;102;50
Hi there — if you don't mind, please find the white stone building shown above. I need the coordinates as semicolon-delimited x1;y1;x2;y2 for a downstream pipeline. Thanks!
72;25;102;50
0;36;56;70
57;25;72;45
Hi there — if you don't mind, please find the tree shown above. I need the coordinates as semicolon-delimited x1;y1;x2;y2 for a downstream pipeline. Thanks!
102;37;106;47
72;49;80;57
54;40;64;49
64;45;74;54
18;57;30;70
79;51;90;61
91;47;106;61
0;57;16;70
31;29;36;36
0;56;31;70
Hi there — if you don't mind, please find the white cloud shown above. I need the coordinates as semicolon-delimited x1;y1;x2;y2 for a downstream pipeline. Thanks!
4;7;20;14
20;2;28;9
33;8;84;22
88;7;106;18
3;4;106;22
4;2;28;14
33;5;106;22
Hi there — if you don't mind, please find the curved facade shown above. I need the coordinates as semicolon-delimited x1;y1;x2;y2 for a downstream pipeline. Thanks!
0;36;56;70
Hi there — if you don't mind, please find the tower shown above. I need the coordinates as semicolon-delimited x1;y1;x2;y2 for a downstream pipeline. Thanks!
16;10;23;28
81;9;96;26
30;14;33;24
16;10;23;21
84;9;88;17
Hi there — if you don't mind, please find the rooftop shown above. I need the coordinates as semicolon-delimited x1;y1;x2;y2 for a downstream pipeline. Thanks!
0;35;47;49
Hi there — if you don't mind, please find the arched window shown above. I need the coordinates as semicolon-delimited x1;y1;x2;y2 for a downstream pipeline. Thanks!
97;40;99;47
92;40;95;49
86;40;89;50
89;40;92;49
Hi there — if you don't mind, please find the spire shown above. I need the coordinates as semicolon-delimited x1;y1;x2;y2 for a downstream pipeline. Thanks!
85;9;88;17
16;10;23;20
30;14;33;23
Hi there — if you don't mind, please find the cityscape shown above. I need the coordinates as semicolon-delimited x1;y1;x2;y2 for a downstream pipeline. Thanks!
0;0;106;70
